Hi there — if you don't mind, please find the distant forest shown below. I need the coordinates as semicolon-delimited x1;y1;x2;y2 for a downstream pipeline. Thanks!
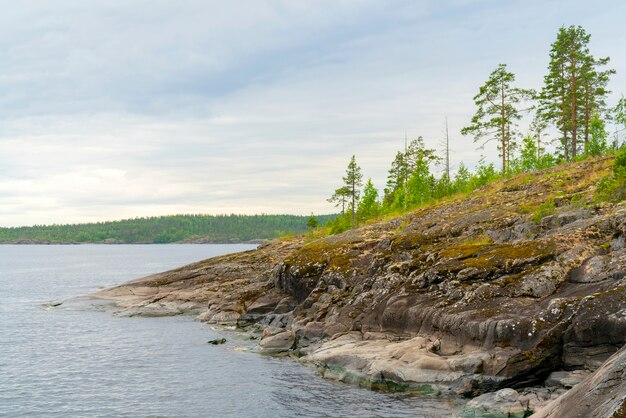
0;214;336;244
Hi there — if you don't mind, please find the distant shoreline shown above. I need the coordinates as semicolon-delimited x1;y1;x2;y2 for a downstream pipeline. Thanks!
0;213;334;245
0;239;267;245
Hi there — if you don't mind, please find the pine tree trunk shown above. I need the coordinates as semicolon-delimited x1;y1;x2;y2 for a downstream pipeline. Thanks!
351;182;355;229
570;53;577;158
561;62;569;160
505;129;509;168
501;79;506;174
584;87;590;154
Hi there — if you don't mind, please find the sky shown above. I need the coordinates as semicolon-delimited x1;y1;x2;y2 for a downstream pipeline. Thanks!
1;0;625;227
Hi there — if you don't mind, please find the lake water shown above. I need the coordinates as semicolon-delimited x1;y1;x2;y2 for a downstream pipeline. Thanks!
0;245;462;417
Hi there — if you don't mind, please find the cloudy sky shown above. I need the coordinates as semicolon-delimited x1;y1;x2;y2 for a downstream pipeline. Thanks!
1;0;625;227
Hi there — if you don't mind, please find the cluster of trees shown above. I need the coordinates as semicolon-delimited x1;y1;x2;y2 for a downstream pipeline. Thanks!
462;25;621;174
326;141;501;233
539;26;615;160
0;214;336;244
326;25;625;234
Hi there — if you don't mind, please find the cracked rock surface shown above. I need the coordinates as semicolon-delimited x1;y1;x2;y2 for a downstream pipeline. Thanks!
93;156;626;416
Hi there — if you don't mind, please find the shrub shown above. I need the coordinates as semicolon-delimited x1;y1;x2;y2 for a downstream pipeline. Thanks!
596;148;626;203
531;199;556;224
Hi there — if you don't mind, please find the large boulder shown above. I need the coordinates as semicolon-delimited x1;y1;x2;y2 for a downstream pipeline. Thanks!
532;344;626;418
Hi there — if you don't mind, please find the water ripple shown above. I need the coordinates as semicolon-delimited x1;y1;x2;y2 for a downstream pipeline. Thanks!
0;245;462;417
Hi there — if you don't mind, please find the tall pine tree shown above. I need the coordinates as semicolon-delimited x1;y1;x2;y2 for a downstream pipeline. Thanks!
383;137;438;209
539;25;613;158
342;155;363;229
461;64;533;174
383;151;408;208
405;137;439;207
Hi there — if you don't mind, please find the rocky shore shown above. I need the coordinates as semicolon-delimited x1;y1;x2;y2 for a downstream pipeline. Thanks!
93;157;625;417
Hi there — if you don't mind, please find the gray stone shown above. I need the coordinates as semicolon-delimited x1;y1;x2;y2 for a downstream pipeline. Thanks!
569;255;609;283
533;345;626;418
294;321;325;347
449;353;490;373
274;296;297;314
545;370;590;388
466;388;529;417
259;331;296;353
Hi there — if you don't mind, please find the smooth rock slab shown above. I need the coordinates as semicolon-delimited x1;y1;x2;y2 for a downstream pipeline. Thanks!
532;345;626;418
306;334;510;394
259;331;296;354
545;370;590;388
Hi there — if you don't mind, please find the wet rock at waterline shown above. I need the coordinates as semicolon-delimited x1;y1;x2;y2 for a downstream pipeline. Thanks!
93;157;626;414
259;331;296;354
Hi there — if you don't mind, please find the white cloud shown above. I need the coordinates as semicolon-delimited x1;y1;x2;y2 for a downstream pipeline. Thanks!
0;0;625;226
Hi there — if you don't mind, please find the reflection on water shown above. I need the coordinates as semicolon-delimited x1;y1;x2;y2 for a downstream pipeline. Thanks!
0;245;462;417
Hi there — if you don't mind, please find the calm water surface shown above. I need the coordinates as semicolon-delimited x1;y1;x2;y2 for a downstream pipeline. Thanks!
0;245;462;417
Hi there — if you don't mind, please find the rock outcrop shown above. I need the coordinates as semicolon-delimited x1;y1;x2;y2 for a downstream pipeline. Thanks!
532;345;626;417
93;156;626;416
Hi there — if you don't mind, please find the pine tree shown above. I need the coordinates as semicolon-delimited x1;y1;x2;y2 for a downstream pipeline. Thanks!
540;31;571;159
406;136;438;173
461;64;533;174
580;55;614;153
384;151;408;208
327;186;351;214
439;116;451;197
616;96;626;125
539;25;613;158
357;178;380;221
342;155;363;228
383;137;438;210
405;137;439;207
453;162;471;193
306;213;319;230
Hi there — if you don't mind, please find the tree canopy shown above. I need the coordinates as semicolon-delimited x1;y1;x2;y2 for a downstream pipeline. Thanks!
539;25;613;159
461;63;533;174
322;25;623;236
